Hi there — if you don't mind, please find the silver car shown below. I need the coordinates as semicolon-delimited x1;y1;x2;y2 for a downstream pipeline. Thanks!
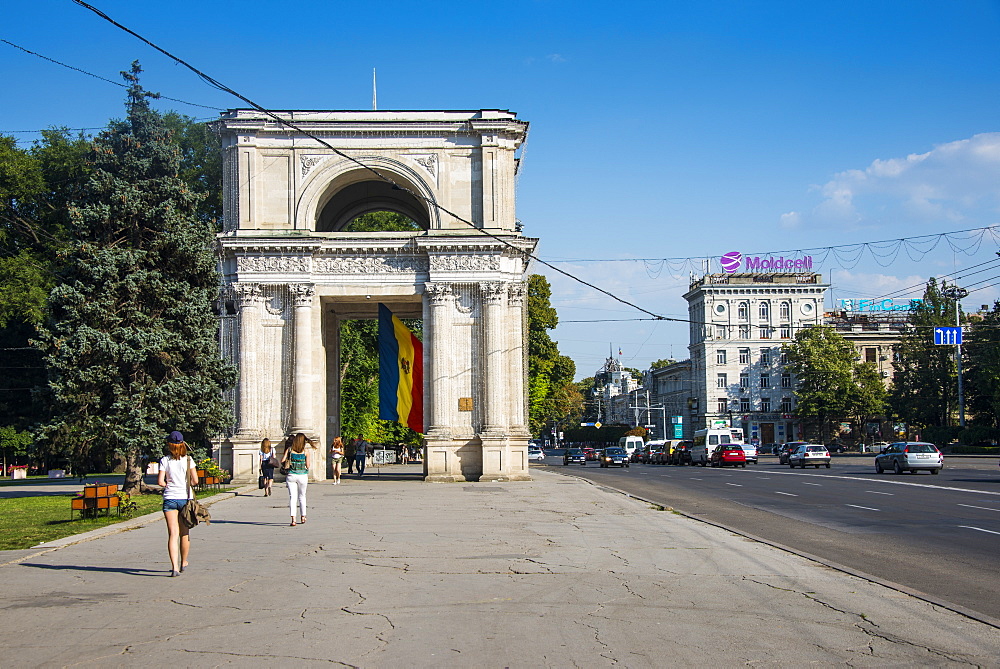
874;442;943;475
788;443;831;469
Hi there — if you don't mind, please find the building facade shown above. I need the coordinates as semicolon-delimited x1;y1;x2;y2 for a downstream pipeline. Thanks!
643;359;694;440
684;272;829;446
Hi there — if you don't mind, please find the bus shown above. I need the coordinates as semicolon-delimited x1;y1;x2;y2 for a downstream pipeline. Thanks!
691;428;745;467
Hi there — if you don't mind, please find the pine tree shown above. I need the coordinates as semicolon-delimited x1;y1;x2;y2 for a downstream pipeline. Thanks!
34;63;237;493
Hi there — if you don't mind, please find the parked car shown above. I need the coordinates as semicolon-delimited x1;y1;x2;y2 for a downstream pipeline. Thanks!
670;441;693;466
741;442;758;464
600;447;630;468
788;443;831;468
583;447;598;461
778;442;808;465
874;442;943;475
759;443;779;455
528;447;545;462
563;448;587;466
643;440;667;464
710;445;747;468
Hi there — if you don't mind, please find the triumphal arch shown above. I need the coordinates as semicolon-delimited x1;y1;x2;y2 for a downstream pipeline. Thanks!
214;110;536;482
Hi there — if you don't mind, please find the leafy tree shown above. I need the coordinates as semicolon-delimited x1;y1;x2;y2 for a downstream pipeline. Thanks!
965;300;1000;430
346;211;421;232
161;113;223;225
847;361;888;438
889;278;959;429
784;325;866;442
649;358;676;370
526;274;577;434
33;63;237;493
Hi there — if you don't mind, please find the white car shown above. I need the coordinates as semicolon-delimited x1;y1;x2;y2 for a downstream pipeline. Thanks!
527;447;545;462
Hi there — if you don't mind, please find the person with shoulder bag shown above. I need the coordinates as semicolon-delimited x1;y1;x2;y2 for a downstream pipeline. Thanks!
282;432;312;526
157;431;199;577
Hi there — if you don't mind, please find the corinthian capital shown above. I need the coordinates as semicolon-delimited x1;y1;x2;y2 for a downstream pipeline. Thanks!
508;281;527;307
289;283;316;307
425;282;454;307
231;283;264;309
480;281;508;305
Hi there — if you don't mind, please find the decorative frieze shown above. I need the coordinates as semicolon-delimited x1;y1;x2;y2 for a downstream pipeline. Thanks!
312;255;428;274
430;255;501;272
237;255;310;274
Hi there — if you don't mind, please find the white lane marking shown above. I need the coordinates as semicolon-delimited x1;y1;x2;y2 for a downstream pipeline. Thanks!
958;503;1000;512
763;470;1000;496
725;483;742;487
959;525;1000;536
690;478;702;481
756;477;771;480
775;491;797;497
846;504;880;511
802;482;821;486
866;491;894;496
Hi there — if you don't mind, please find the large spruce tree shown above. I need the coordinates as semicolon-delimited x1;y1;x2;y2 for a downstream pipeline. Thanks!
34;63;236;492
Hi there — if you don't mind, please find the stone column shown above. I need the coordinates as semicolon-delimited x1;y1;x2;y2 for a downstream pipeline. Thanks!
233;283;263;439
507;281;529;435
290;283;316;437
424;282;454;438
480;281;509;435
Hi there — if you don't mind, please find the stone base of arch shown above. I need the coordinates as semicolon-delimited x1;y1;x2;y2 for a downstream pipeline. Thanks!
423;435;532;482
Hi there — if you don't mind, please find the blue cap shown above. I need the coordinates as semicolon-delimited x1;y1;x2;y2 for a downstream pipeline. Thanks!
168;431;184;443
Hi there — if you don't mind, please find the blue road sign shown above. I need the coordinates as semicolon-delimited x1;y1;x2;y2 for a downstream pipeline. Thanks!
934;326;963;345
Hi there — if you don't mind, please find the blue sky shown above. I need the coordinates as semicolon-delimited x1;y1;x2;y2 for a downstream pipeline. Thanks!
5;1;1000;378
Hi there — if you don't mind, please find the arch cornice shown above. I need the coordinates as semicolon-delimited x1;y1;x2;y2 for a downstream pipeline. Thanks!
296;155;440;232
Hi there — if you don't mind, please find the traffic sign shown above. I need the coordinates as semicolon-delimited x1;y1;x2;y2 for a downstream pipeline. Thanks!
595;422;602;429
580;422;596;427
934;326;963;345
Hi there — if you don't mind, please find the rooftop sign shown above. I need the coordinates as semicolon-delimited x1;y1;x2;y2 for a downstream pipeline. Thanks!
720;251;813;274
839;298;923;312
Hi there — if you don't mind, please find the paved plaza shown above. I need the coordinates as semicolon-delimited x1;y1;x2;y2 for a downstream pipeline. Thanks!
1;466;998;667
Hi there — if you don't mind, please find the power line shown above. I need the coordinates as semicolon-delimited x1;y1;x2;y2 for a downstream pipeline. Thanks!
72;0;675;323
1;38;224;112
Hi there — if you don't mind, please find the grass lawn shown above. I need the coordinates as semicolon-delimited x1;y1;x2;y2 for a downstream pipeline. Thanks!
0;488;234;551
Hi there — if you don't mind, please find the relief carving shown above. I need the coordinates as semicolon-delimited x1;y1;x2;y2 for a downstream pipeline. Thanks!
237;255;310;273
424;282;454;306
411;153;438;178
300;155;327;177
429;255;501;272
289;283;315;307
312;255;428;274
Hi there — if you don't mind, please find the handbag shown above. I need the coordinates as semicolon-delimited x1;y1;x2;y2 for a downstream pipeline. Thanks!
178;457;212;529
258;475;266;489
279;451;290;476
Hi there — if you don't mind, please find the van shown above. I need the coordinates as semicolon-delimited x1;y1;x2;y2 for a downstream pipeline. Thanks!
690;428;744;467
618;436;644;456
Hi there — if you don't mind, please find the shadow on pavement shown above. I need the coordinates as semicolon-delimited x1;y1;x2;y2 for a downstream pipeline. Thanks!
20;562;166;577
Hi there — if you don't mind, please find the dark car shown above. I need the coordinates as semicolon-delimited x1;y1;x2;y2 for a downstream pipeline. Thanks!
710;445;747;468
759;443;779;455
600;447;630;468
670;441;693;466
563;448;587;466
778;442;808;465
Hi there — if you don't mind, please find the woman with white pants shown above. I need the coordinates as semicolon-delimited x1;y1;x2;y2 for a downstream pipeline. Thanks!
281;432;312;526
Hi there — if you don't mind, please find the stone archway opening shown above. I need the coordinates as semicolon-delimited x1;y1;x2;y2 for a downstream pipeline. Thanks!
317;177;430;232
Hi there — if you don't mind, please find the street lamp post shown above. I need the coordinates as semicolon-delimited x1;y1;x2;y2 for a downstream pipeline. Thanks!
942;285;968;428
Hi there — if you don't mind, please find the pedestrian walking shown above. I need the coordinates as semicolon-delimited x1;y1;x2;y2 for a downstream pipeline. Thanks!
353;435;369;478
345;437;355;474
400;442;409;465
157;431;199;577
329;436;344;484
281;432;312;526
259;438;276;496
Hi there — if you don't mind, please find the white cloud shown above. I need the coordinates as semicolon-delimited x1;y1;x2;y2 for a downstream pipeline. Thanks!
546;53;567;63
779;211;801;229
810;132;1000;227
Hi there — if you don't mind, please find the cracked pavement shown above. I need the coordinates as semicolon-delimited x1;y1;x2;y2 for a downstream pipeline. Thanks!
1;467;998;667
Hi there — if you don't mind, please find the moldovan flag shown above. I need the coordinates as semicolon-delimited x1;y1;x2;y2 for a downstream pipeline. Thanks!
378;303;424;433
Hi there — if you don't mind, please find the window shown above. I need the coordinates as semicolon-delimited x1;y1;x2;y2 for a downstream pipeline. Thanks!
717;397;728;413
865;347;877;363
739;325;751;339
739;348;751;365
717;373;728;388
759;327;771;339
760;374;770;388
780;327;791;339
780;397;792;413
780;351;789;364
739;373;749;389
717;349;727;364
738;302;749;320
780;301;791;320
740;398;751;412
781;373;792;388
760;348;771;365
716;325;728;339
761;397;771;413
759;301;770;320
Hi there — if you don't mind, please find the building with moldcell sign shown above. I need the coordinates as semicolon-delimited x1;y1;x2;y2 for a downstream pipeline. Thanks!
684;271;829;446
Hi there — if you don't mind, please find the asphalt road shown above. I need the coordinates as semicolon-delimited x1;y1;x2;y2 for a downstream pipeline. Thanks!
538;452;1000;621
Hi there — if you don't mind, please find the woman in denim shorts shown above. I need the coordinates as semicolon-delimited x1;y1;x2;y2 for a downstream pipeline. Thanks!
157;431;198;577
